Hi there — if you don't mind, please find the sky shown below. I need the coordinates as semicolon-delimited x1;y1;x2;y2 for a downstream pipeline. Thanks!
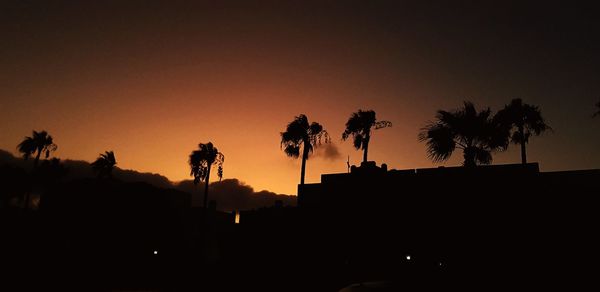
1;1;599;195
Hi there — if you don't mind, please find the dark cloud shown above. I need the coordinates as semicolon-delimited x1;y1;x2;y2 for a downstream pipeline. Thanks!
0;149;172;189
1;149;294;211
315;142;341;161
175;179;295;211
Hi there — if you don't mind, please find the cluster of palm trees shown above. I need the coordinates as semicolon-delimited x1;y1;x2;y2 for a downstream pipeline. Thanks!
281;110;392;187
16;97;583;210
281;99;554;192
188;109;394;209
420;98;551;167
17;131;118;176
16;130;117;209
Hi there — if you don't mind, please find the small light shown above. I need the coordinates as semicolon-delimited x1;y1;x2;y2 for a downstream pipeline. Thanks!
153;250;158;255
439;262;442;266
406;255;411;260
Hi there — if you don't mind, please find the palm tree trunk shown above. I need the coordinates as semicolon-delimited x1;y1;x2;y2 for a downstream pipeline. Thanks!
520;141;527;165
362;135;370;163
518;126;527;165
34;149;41;166
463;147;476;168
203;166;211;209
300;143;309;185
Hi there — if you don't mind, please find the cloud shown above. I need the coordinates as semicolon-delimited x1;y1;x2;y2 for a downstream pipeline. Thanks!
1;149;294;211
175;178;296;211
0;149;173;189
315;142;342;161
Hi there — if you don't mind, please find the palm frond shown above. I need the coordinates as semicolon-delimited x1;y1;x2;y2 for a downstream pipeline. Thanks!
342;110;375;141
474;147;493;165
189;142;224;185
17;137;35;160
283;144;300;158
353;135;363;150
496;98;551;144
281;114;329;159
420;101;505;165
17;130;57;162
374;120;392;130
419;122;456;162
307;122;330;150
342;109;390;151
92;150;117;178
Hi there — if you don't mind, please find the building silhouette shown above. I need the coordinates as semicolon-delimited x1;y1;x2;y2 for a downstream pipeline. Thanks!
296;161;599;287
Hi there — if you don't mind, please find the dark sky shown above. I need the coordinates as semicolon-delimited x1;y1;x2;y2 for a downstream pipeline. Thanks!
1;1;599;194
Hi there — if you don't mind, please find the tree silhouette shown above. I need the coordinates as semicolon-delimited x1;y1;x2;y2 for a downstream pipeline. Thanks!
594;100;600;118
91;151;117;178
495;98;551;164
419;101;507;167
189;142;224;209
16;130;57;209
281;114;330;185
342;110;392;163
17;130;57;166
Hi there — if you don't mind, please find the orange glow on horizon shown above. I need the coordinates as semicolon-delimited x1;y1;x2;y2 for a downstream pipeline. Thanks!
2;2;598;196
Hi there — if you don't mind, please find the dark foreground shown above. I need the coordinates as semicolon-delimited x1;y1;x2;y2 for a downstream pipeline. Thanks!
2;164;599;290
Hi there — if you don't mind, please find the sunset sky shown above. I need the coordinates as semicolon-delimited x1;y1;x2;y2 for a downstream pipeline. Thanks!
2;1;599;195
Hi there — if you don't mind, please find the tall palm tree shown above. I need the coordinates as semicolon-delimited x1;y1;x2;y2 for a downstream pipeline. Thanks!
281;114;330;185
91;151;117;178
495;98;551;165
189;142;224;209
17;130;57;209
342;110;392;163
419;101;507;167
17;130;57;166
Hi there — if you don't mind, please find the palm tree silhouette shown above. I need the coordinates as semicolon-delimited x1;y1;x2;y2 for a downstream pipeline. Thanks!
17;130;57;166
91;151;117;178
419;101;507;167
495;98;551;164
342;110;392;163
594;101;600;118
17;130;58;209
189;142;224;209
281;114;330;185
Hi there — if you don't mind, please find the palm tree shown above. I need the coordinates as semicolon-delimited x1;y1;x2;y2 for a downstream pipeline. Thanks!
342;110;392;163
91;151;117;178
419;101;507;167
189;142;224;209
495;98;551;165
594;100;600;118
281;114;330;185
17;130;57;166
17;130;57;209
